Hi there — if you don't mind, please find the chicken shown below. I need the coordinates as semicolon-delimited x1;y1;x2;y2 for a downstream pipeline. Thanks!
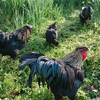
79;6;92;25
0;25;32;60
45;22;58;46
19;46;88;100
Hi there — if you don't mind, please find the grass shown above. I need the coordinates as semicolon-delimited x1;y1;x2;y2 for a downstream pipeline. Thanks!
0;0;63;31
0;0;100;100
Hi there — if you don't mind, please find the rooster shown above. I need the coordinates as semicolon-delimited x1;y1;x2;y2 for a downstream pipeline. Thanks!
19;46;88;100
79;6;92;25
45;22;58;46
0;25;32;60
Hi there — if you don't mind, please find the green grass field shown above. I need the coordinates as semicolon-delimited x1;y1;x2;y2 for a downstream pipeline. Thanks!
0;0;100;100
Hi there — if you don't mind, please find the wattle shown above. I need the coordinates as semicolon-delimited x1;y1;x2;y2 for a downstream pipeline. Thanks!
29;29;32;34
81;52;87;60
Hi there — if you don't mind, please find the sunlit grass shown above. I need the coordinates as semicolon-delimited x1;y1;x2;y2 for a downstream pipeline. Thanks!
0;0;63;32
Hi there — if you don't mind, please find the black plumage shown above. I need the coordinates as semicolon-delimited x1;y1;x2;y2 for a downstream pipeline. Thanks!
79;6;92;25
19;46;88;100
45;22;58;46
0;25;32;60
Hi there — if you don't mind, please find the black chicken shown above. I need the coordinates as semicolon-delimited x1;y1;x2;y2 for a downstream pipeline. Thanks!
79;6;92;25
0;25;32;60
19;46;88;100
45;22;58;46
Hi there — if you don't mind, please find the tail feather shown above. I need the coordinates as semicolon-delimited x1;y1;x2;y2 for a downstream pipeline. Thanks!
19;58;37;70
19;51;44;62
28;61;37;88
19;51;44;70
